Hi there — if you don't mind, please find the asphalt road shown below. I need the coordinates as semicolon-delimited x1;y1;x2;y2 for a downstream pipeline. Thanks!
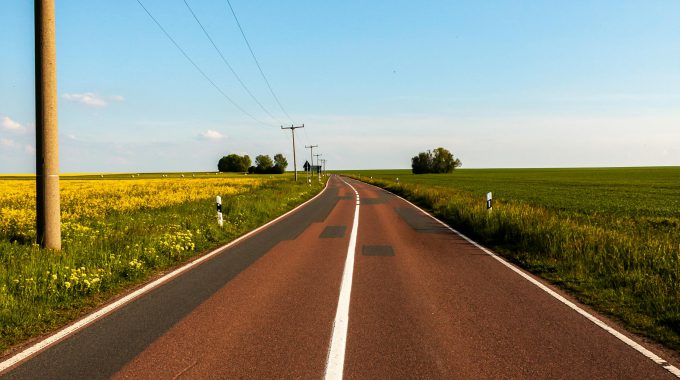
1;175;678;379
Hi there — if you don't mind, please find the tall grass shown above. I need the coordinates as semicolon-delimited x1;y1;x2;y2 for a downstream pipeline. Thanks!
347;174;680;350
0;174;325;353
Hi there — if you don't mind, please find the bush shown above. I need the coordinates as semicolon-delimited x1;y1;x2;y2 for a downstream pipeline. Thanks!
218;154;251;173
411;147;461;174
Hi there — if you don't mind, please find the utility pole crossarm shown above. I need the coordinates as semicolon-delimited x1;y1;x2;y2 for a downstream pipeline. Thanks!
281;124;304;181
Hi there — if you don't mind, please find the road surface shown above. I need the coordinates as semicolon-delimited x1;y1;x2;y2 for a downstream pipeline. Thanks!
1;175;677;379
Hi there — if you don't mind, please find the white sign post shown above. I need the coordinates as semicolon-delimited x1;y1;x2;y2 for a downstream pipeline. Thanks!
216;196;223;227
486;192;493;211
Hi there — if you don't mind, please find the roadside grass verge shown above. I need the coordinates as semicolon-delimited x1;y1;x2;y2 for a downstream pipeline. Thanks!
0;173;325;353
345;171;680;351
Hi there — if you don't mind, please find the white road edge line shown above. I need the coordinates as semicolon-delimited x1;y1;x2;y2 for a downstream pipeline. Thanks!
324;177;360;380
0;177;332;374
357;178;680;378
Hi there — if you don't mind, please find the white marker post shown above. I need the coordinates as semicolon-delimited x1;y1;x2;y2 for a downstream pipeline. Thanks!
486;192;493;212
216;196;223;227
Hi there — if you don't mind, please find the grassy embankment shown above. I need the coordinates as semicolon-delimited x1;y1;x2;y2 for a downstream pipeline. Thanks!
0;172;325;353
345;167;680;350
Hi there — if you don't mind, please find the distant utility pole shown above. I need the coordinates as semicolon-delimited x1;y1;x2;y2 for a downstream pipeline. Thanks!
321;159;327;176
35;0;61;250
314;153;322;181
305;144;317;179
281;124;304;181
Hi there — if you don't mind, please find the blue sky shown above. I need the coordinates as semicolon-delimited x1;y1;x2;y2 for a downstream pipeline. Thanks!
1;1;679;173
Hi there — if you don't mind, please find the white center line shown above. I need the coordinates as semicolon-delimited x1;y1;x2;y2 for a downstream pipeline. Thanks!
325;177;360;380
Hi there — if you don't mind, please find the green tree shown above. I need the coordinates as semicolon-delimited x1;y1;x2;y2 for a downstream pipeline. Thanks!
239;155;252;172
431;147;459;173
218;154;251;172
218;154;240;172
272;153;288;174
255;155;274;174
411;151;433;174
411;147;461;174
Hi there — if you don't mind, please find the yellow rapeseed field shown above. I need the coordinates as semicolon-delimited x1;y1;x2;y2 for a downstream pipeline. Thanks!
0;177;263;241
0;174;325;352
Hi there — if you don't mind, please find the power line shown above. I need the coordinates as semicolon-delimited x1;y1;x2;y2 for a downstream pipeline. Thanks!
225;0;295;123
182;0;282;125
135;0;270;126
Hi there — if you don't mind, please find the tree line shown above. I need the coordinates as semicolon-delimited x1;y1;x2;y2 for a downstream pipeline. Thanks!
411;147;462;174
218;153;288;174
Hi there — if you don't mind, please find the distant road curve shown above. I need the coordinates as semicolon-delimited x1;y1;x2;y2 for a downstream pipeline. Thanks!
1;175;678;379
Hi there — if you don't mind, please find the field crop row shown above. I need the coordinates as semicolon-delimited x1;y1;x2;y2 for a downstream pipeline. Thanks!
345;167;680;351
0;173;325;353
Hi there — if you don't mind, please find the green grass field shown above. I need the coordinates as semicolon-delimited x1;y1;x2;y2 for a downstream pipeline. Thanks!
344;167;680;351
349;167;680;217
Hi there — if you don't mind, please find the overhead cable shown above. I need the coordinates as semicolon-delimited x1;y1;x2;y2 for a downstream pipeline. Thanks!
183;0;283;125
136;0;271;127
225;0;295;123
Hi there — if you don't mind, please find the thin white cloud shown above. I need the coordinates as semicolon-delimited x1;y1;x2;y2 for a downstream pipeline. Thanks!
0;139;33;155
62;93;108;108
110;95;125;102
0;138;19;148
198;130;225;141
1;116;26;133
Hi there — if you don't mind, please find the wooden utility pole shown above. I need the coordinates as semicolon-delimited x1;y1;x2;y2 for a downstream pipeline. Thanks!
281;124;304;181
314;153;322;181
35;0;61;250
305;144;317;180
